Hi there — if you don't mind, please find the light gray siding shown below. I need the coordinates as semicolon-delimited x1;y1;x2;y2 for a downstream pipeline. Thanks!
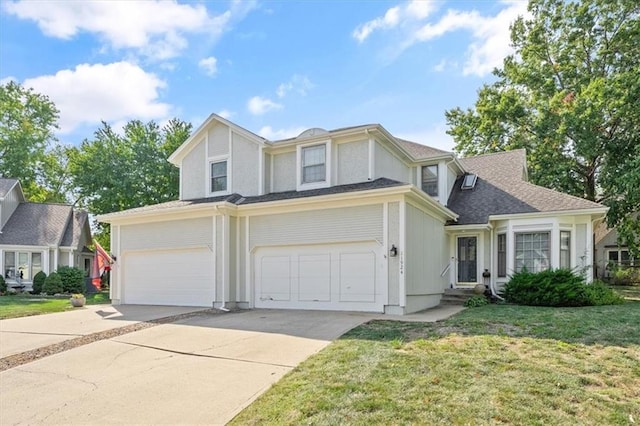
215;215;224;303
238;216;248;303
208;123;229;157
387;202;400;305
231;132;260;195
250;204;383;248
120;217;213;251
182;140;206;200
264;153;271;194
272;151;296;192
228;216;237;301
374;141;411;183
405;203;446;305
337;140;369;185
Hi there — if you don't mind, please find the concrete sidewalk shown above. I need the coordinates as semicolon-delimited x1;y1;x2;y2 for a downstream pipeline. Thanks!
0;304;205;358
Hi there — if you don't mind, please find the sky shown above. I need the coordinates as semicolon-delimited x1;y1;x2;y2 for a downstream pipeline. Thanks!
0;0;529;152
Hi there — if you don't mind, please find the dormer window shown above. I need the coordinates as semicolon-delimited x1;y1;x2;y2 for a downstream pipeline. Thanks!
421;165;438;197
461;173;477;190
297;141;331;190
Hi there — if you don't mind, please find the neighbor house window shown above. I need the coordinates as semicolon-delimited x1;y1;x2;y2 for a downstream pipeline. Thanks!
210;160;227;193
4;251;42;281
302;145;326;184
421;165;438;196
31;253;42;278
560;231;571;269
515;232;550;273
608;249;632;267
497;234;507;277
4;252;16;279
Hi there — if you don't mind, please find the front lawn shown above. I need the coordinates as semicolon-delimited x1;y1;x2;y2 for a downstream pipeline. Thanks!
0;292;111;319
231;303;640;425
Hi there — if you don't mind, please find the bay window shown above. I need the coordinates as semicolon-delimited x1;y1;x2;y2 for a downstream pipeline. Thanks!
515;232;550;273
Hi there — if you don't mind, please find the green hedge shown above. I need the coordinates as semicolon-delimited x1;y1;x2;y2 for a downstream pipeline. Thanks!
32;271;47;294
501;269;624;307
57;266;86;294
0;275;6;293
43;272;63;295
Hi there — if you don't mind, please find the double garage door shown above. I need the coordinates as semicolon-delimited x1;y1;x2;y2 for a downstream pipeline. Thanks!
122;247;214;307
255;242;385;312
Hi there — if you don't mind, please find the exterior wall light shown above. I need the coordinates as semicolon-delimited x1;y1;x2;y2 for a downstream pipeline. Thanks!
390;245;398;257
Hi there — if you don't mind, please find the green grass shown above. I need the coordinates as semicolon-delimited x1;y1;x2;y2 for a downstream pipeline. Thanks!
0;292;111;319
610;285;640;301
231;302;640;425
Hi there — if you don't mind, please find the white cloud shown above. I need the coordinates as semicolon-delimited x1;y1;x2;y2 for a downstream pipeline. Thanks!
3;0;257;60
258;125;307;141
198;56;218;76
247;96;282;116
0;76;17;85
22;61;170;133
432;59;447;72
396;123;455;152
276;74;314;98
217;109;234;119
353;0;528;77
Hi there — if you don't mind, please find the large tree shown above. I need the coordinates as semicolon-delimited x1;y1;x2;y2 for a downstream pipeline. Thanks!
69;119;192;248
446;0;640;254
0;81;61;200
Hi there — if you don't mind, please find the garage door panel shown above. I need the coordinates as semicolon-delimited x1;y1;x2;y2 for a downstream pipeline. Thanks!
123;248;214;307
298;254;331;301
259;256;291;301
339;252;376;302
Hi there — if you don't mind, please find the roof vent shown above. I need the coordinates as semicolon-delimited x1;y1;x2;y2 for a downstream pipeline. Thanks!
461;173;478;190
298;128;328;138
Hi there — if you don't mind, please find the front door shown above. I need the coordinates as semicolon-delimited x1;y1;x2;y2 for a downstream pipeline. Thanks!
457;236;477;283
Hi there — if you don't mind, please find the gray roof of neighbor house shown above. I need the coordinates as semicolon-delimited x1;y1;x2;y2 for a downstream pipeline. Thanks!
59;210;90;247
447;150;605;225
0;178;18;198
0;203;74;246
99;178;407;219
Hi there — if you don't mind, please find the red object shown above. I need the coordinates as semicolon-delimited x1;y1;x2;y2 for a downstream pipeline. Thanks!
91;241;113;290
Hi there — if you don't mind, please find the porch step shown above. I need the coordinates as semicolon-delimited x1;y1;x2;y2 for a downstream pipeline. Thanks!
440;288;480;305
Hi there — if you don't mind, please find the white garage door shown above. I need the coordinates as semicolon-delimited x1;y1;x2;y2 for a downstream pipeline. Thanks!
254;242;384;312
123;247;214;306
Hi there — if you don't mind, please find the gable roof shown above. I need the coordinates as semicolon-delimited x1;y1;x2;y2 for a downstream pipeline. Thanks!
395;138;451;159
59;210;90;248
0;178;19;199
447;150;605;225
0;203;74;246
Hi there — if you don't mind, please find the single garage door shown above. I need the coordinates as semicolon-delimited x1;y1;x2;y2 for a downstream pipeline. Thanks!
254;242;384;312
123;247;214;306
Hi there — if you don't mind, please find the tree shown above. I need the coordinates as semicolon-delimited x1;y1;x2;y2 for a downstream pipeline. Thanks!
0;81;60;199
69;119;192;249
446;0;640;254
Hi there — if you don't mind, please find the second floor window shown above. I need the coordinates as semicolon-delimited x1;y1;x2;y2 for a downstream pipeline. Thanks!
421;165;438;196
302;145;326;184
210;160;227;193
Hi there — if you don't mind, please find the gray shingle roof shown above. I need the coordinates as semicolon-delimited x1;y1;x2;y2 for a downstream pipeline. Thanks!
100;178;406;219
0;203;73;246
447;150;604;225
0;178;18;198
59;210;89;247
395;138;451;159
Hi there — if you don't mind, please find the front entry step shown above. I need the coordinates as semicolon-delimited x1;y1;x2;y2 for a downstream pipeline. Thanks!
440;288;479;305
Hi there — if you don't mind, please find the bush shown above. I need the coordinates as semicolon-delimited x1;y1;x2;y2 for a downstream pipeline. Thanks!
57;266;85;294
0;275;6;293
32;271;47;294
464;295;489;307
610;267;640;286
43;272;63;295
502;269;625;307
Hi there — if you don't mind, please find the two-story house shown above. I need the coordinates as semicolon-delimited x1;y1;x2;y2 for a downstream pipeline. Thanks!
0;178;94;291
98;114;607;314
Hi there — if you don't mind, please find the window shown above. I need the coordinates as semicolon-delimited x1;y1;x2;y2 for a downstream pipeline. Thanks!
461;173;478;190
515;232;550;273
32;253;42;278
608;249;633;267
302;145;326;184
210;160;227;193
497;234;507;277
560;231;571;269
4;251;42;281
421;165;438;196
4;252;16;279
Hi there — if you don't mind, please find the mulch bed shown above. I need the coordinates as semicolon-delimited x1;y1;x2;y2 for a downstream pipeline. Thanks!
0;309;222;372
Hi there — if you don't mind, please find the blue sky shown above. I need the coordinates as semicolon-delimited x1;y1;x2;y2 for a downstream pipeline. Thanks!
0;0;529;151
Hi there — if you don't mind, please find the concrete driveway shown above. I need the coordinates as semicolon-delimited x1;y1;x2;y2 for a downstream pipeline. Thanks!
0;308;374;425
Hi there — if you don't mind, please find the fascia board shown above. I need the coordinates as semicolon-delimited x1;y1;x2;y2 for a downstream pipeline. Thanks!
97;201;238;224
444;224;492;231
488;207;609;221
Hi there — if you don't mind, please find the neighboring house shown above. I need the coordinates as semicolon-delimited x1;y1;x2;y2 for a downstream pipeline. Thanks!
0;178;94;290
594;216;636;279
98;114;607;314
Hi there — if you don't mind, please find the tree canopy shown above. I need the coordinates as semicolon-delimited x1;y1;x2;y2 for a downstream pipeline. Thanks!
446;0;640;254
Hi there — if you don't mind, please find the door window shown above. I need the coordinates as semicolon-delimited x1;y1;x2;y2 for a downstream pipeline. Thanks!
457;236;477;283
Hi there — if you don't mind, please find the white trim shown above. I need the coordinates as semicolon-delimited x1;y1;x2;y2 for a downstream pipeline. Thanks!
382;201;389;306
368;136;375;180
258;146;264;195
399;200;406;307
489;208;607;221
296;140;332;191
245;216;252;307
236;217;241;302
269;153;274;193
207;155;230;196
212;215;217;303
454;233;482;286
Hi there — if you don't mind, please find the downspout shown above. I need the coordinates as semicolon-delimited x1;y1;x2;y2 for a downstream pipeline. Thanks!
489;226;504;300
215;206;230;312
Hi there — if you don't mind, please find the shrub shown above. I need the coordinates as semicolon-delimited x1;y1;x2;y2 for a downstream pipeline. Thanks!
0;275;6;293
584;280;625;305
57;266;86;294
502;269;625;307
464;295;489;307
32;271;47;294
43;272;63;295
610;267;640;286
